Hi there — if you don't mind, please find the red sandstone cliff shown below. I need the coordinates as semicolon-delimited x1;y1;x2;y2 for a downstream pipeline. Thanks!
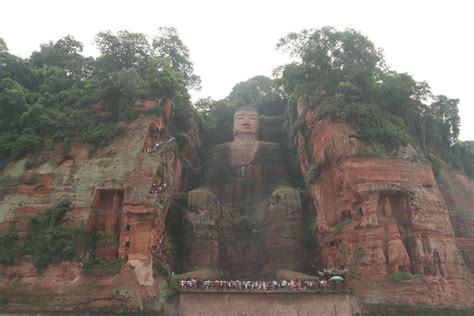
1;95;474;314
295;101;474;311
0;98;201;312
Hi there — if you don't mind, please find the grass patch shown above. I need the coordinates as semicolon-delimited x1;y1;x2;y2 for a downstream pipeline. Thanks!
305;161;323;185
0;292;6;305
333;219;351;235
386;272;412;283
82;258;125;276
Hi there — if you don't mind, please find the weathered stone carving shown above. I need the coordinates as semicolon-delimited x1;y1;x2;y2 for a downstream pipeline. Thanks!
183;107;307;278
233;107;259;142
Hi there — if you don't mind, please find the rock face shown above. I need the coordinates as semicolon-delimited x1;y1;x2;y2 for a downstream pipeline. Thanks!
437;163;474;292
0;99;201;312
1;96;474;313
175;292;360;316
295;102;473;310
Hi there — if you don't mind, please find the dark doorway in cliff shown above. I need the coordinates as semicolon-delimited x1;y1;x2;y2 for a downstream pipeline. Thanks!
93;189;124;212
90;189;124;261
164;197;189;273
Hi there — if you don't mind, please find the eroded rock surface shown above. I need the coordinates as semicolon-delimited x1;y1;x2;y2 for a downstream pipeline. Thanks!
183;108;307;279
0;99;201;312
296;102;473;310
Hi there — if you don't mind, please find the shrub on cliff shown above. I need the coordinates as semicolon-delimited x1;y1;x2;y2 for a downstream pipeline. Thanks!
386;272;412;283
23;202;89;271
0;203;91;270
0;225;21;265
305;161;323;184
333;219;352;235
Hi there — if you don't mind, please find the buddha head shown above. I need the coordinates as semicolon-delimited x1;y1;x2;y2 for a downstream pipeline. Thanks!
233;107;259;141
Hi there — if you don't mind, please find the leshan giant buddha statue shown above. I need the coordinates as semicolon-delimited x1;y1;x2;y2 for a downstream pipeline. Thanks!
183;107;307;279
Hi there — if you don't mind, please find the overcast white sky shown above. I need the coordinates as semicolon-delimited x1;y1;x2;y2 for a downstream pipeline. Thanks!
1;0;473;140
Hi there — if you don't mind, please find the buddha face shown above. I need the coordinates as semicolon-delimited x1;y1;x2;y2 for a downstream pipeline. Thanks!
233;110;259;141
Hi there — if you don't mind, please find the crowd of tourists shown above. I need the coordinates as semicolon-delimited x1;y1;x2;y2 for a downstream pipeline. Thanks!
144;136;176;154
178;278;345;292
149;181;167;194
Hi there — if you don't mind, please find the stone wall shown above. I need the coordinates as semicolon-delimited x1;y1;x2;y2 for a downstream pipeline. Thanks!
174;292;360;316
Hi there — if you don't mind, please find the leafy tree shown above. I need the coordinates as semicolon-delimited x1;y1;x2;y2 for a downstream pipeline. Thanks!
453;141;474;178
203;99;236;145
227;75;286;116
429;95;460;148
38;66;74;95
153;27;201;90
94;30;152;76
0;30;201;166
30;35;90;80
99;68;145;121
142;58;186;99
373;71;432;149
0;38;8;53
0;225;21;265
194;97;215;115
277;27;384;98
276;26;464;161
0;78;28;127
0;47;39;90
228;75;273;105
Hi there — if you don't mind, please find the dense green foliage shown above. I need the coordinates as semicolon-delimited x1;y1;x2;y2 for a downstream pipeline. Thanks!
276;27;471;169
0;224;21;265
0;203;125;272
23;202;88;271
0;28;199;167
227;75;286;116
451;141;474;178
0;202;89;271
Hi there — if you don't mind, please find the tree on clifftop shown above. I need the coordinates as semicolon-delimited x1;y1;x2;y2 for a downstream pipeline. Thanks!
153;27;201;90
0;28;200;166
276;26;463;168
277;26;384;99
227;75;285;116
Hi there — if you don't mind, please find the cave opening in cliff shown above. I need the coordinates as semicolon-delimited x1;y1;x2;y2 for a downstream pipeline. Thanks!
90;189;125;261
93;189;124;212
